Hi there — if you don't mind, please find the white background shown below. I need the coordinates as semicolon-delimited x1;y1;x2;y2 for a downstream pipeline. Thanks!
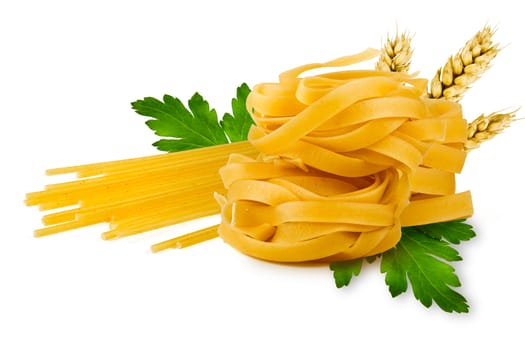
1;1;524;349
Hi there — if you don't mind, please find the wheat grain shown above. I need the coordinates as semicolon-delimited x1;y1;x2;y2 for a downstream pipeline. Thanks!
429;26;500;102
376;31;413;73
465;110;517;150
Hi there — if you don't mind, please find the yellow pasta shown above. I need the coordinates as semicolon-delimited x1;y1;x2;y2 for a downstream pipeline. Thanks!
26;48;473;263
25;142;257;238
216;49;472;262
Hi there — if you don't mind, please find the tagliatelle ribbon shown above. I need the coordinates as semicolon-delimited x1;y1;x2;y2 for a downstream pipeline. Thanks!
215;48;473;263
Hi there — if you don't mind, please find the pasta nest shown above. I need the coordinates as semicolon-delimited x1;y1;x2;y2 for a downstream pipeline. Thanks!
216;49;473;263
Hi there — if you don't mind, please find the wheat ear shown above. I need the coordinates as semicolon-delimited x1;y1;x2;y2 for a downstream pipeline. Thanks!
429;26;500;102
376;31;413;73
465;110;518;150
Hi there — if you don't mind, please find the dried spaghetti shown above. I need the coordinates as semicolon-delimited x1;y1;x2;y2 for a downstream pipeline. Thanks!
25;142;257;239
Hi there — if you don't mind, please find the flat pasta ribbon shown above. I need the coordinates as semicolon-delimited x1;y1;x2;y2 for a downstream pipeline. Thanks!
216;49;473;263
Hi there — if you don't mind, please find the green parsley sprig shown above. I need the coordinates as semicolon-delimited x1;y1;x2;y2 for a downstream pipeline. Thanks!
331;220;475;313
132;83;253;152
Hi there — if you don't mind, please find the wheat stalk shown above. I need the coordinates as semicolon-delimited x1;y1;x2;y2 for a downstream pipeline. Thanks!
376;31;413;73
465;110;518;151
429;26;500;102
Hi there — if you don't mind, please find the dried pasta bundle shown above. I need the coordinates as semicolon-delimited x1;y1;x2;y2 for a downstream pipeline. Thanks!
216;49;472;262
25;142;257;239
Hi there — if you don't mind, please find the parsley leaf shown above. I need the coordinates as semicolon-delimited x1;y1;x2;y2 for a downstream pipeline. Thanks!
132;84;253;152
381;225;470;313
220;83;255;142
413;219;475;244
330;259;363;288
